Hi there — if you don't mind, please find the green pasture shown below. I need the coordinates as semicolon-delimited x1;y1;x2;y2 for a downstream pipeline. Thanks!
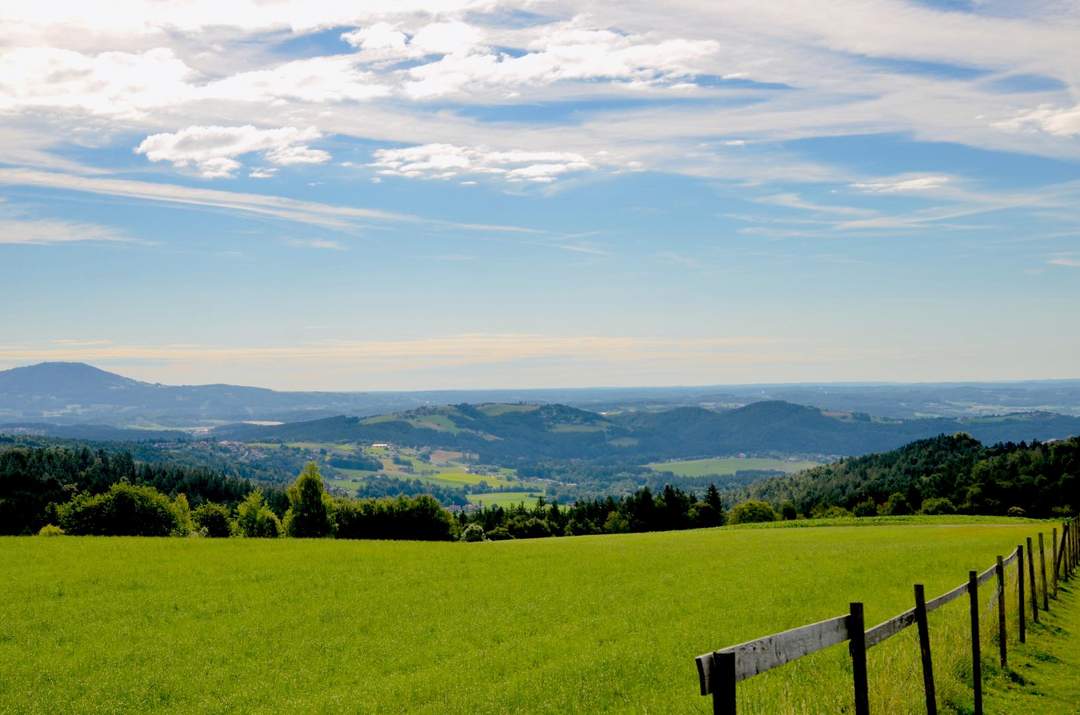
466;491;544;508
647;456;822;477
0;519;1067;713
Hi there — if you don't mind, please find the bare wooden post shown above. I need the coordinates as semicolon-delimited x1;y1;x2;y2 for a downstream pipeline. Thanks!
710;651;736;715
848;602;870;715
914;584;937;715
968;571;983;715
995;556;1007;669
1026;537;1039;624
1017;545;1026;643
1038;533;1048;611
1052;528;1059;598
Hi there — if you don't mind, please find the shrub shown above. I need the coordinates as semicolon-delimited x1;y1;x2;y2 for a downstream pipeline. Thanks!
817;505;853;519
853;499;879;518
729;500;778;524
780;501;798;521
919;497;956;516
235;490;282;538
1007;506;1026;517
284;462;333;538
193;502;233;537
564;518;599;536
172;493;195;536
603;511;630;533
332;495;456;541
508;517;552;539
882;492;912;516
57;482;181;536
461;524;486;542
38;524;64;536
486;526;513;540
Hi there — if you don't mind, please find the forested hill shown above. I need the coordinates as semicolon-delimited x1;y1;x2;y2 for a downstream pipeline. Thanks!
212;401;1080;462
749;434;1080;518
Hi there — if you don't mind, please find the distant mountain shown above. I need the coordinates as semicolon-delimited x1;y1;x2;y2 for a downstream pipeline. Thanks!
0;362;386;427
3;361;1080;429
212;400;1080;462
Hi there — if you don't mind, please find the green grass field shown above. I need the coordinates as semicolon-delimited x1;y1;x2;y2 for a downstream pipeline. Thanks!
0;519;1067;713
647;456;822;477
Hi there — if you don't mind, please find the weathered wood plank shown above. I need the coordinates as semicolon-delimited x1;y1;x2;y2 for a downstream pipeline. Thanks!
977;563;996;586
695;614;850;692
925;581;968;612
865;607;916;649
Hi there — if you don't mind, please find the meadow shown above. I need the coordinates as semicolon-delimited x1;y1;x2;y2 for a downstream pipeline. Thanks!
647;456;822;477
0;519;1064;714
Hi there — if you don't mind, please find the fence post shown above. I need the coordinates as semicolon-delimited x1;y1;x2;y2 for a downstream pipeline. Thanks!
849;602;870;715
1026;537;1039;624
710;651;736;715
1038;533;1048;611
995;556;1007;669
968;571;983;715
1065;523;1072;581
1017;545;1026;643
1052;528;1058;598
914;584;937;715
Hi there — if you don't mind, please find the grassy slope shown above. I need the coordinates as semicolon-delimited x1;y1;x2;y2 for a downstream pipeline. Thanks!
985;577;1080;714
0;520;1061;714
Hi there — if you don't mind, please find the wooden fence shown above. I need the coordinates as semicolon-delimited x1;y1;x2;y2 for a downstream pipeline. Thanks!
694;516;1080;715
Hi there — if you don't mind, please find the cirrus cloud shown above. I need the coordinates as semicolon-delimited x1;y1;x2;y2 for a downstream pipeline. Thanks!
370;143;595;183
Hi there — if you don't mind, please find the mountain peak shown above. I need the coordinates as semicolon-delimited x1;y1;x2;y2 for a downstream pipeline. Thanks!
0;362;141;392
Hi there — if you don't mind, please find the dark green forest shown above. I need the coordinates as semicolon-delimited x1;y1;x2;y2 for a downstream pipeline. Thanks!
750;434;1080;518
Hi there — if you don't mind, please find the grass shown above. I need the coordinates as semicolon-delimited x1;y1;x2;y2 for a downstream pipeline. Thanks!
647;456;822;477
984;578;1080;713
466;491;544;508
0;519;1064;713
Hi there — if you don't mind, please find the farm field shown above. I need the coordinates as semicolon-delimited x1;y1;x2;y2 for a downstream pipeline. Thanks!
646;455;822;477
0;519;1063;714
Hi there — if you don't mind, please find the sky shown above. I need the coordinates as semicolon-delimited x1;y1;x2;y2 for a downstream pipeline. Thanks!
1;0;1078;390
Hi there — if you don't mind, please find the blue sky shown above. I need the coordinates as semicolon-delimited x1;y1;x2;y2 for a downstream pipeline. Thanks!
1;0;1078;389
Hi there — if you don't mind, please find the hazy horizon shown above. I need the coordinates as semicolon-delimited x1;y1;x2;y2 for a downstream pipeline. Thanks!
4;360;1080;394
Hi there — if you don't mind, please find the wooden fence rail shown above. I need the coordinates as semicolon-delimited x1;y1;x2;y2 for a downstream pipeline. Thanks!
694;521;1076;715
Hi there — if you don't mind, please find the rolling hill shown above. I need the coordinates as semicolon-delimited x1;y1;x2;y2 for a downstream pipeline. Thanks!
212;400;1080;462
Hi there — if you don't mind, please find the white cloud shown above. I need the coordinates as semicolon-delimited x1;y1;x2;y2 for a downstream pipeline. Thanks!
403;21;719;98
850;175;952;193
412;21;486;55
135;125;330;178
994;104;1080;137
0;47;195;118
0;218;129;245
1048;257;1080;268
203;55;391;104
370;143;594;183
0;1;494;38
0;168;542;234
